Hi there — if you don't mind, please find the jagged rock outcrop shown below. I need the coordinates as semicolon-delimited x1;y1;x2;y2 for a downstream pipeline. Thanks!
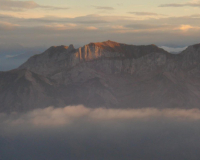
1;40;200;112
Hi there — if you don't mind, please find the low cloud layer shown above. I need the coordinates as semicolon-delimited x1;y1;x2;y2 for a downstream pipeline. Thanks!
1;106;200;127
1;106;200;160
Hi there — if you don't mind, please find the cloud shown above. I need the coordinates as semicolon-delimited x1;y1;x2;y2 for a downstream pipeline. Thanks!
159;1;200;8
39;5;70;10
23;15;109;25
2;106;200;127
160;46;187;53
1;106;200;160
92;5;114;10
44;23;77;30
0;21;18;30
0;0;69;11
176;24;198;31
125;24;171;30
128;12;165;16
85;26;98;30
1;14;200;47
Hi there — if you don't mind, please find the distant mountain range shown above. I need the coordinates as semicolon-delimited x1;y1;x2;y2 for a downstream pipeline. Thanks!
0;43;46;71
1;40;200;112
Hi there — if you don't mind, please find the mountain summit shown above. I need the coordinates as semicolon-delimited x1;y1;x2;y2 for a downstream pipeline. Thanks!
1;41;200;112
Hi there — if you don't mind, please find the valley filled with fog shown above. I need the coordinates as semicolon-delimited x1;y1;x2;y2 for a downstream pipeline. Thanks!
1;105;200;160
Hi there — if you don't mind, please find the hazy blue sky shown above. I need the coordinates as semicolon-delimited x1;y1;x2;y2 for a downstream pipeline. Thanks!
1;0;200;47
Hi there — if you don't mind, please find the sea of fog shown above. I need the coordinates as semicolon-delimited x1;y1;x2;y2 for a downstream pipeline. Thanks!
0;105;200;160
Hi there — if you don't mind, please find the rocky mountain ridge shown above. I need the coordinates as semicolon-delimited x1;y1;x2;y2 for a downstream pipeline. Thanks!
1;40;200;112
19;40;172;76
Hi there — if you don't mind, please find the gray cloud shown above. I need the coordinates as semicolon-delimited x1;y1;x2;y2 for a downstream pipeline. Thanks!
21;15;109;25
38;5;70;10
92;5;114;10
159;3;187;7
0;0;69;11
125;24;171;30
159;2;200;8
1;106;200;160
128;12;165;16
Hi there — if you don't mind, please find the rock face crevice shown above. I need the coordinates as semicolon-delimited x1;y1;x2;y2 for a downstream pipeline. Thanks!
1;40;200;112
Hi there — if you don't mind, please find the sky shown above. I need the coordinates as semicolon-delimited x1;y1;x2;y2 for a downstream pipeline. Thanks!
1;0;200;48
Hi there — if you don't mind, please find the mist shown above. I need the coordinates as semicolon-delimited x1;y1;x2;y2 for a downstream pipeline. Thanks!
1;105;200;160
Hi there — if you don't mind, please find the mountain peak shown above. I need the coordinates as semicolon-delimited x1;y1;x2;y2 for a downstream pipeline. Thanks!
88;40;122;48
47;44;76;53
86;40;128;54
87;40;162;50
19;40;170;76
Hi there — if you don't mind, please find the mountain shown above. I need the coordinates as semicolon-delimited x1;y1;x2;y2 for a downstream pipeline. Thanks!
19;41;170;76
1;40;200;112
0;69;60;112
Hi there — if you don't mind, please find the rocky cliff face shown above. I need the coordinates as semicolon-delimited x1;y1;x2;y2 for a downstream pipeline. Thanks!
1;41;200;112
